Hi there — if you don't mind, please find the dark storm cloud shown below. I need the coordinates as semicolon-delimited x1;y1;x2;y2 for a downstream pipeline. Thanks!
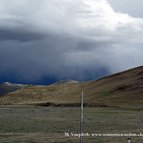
0;31;111;82
0;28;46;42
0;0;143;83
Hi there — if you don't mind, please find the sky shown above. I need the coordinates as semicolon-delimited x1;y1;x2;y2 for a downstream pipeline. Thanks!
0;0;143;84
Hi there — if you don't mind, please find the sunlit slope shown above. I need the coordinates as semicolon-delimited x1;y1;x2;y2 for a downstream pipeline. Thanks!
0;66;143;107
0;80;81;105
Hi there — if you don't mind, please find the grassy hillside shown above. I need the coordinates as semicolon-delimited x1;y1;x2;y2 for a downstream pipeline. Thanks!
0;66;143;107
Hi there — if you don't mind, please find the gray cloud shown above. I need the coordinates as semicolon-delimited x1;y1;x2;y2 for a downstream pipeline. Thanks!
0;0;143;82
0;28;45;42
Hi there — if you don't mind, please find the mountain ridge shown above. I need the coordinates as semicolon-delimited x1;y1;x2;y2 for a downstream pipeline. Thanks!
0;66;143;107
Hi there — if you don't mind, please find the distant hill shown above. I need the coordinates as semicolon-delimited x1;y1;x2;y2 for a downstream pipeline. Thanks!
0;82;26;96
51;79;79;85
0;66;143;107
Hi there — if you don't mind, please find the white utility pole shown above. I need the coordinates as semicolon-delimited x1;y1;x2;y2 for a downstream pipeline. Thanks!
80;91;84;143
128;138;131;143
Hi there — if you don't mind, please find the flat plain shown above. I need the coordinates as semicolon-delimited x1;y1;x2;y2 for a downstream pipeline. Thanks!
0;106;143;143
